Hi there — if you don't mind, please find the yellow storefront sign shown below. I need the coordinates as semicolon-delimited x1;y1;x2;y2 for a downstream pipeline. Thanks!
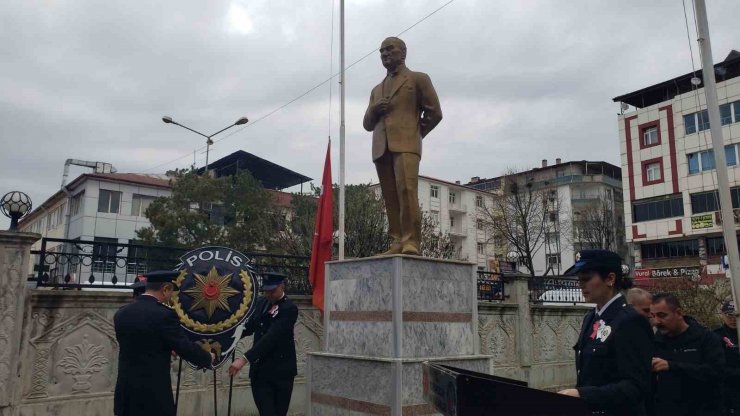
691;214;714;229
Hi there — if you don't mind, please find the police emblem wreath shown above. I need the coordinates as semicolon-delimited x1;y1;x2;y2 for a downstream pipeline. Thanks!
171;246;259;368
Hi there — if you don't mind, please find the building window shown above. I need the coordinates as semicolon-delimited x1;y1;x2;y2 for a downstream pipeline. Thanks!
430;210;440;225
556;170;565;178
735;102;740;123
98;190;121;214
430;185;439;199
449;191;456;205
450;216;455;228
684;110;710;135
475;195;484;208
92;237;118;274
706;236;740;256
720;103;733;125
642;158;663;185
476;219;484;230
546;253;561;267
641;239;699;259
632;194;684;223
70;191;84;216
477;243;485;255
131;194;156;217
690;188;740;214
549;212;557;222
546;232;559;245
687;145;738;174
640;122;660;148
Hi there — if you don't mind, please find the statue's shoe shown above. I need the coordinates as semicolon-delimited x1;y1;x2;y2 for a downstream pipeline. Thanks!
400;244;420;256
379;243;402;256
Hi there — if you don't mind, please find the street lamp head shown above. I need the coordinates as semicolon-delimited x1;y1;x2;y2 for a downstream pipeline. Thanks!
162;116;174;124
235;117;249;126
1;191;33;231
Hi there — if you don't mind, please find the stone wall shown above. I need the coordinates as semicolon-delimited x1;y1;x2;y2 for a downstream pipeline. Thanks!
11;291;322;416
9;293;586;415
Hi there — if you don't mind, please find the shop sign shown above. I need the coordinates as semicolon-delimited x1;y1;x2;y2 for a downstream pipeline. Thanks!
691;214;714;229
633;266;700;279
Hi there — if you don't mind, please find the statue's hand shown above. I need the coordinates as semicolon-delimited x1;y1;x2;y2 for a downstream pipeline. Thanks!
373;97;390;117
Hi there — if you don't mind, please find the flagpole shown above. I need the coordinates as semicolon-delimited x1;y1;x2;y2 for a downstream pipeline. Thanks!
695;0;740;345
338;0;346;260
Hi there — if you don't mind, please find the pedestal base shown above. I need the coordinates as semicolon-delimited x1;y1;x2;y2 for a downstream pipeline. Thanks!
308;255;490;415
307;353;489;416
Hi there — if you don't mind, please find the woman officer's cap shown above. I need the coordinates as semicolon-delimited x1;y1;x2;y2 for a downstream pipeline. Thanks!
563;250;623;276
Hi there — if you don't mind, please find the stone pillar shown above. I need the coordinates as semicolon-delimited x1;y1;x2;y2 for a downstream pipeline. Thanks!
307;255;490;415
506;274;533;368
0;231;39;415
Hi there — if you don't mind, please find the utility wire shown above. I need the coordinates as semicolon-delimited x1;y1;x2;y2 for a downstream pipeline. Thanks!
140;0;456;173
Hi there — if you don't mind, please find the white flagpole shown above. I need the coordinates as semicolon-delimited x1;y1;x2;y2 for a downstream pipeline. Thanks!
694;0;740;345
338;0;346;260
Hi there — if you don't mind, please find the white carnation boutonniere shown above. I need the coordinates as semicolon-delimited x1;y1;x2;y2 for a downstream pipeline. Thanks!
596;320;612;342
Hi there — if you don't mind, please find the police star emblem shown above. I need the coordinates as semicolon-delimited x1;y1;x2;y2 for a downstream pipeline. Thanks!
170;246;259;369
184;266;240;318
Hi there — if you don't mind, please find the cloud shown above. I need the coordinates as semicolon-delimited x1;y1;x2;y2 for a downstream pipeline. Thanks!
1;0;740;230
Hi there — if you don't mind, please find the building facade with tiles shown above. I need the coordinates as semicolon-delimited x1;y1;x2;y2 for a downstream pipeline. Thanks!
614;50;740;280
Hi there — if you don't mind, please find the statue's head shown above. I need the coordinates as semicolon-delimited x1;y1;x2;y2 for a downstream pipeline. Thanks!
380;37;406;70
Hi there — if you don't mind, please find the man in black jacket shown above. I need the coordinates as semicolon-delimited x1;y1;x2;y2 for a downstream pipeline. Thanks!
651;293;725;416
114;271;214;416
229;272;298;416
714;299;739;415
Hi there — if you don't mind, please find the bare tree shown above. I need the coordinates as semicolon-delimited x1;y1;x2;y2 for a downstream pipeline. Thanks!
420;212;465;260
571;190;623;253
479;172;565;276
644;277;732;328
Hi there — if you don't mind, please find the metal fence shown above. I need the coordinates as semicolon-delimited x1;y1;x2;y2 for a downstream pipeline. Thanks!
477;271;505;302
528;276;587;304
31;238;311;295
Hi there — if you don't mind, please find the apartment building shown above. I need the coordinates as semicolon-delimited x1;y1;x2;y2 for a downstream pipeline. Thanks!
613;50;740;280
468;160;625;275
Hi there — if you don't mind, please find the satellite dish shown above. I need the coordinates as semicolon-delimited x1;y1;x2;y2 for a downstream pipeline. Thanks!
620;102;629;112
691;77;702;86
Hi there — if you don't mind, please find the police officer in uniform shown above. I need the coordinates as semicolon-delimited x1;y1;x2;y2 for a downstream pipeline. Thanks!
114;270;214;416
229;272;298;416
714;300;739;415
558;250;654;416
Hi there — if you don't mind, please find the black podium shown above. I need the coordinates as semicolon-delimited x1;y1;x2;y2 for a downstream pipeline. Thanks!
422;362;591;416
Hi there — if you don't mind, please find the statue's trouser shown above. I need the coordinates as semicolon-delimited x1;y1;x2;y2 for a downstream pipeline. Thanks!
374;150;421;253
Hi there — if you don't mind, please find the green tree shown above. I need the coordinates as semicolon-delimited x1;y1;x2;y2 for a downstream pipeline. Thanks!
334;184;391;258
137;170;278;252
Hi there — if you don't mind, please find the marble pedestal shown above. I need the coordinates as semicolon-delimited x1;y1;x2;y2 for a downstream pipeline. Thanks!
307;255;490;415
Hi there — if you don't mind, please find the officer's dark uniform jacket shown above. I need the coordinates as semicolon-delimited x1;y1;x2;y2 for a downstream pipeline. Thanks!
114;295;212;416
652;317;725;416
714;324;740;414
575;294;653;416
242;295;298;381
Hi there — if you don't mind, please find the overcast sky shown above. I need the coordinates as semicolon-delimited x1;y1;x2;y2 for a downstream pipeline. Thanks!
2;0;739;229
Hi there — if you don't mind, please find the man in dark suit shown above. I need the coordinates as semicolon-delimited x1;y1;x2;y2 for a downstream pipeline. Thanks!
229;272;298;416
114;271;214;416
363;36;443;255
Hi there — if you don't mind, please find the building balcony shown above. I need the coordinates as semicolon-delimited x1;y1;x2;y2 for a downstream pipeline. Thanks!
449;226;467;238
448;203;468;214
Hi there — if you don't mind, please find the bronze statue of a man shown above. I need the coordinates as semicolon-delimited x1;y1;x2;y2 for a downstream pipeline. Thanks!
363;37;443;256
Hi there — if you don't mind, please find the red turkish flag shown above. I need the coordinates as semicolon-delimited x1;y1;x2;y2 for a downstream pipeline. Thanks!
308;141;333;313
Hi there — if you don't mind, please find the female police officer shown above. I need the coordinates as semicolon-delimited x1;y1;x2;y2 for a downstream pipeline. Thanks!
558;250;653;416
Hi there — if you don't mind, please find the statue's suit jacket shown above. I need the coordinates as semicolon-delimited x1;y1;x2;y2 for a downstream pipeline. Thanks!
363;65;442;161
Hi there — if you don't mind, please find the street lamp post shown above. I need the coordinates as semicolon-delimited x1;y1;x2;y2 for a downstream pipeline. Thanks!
162;116;248;173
